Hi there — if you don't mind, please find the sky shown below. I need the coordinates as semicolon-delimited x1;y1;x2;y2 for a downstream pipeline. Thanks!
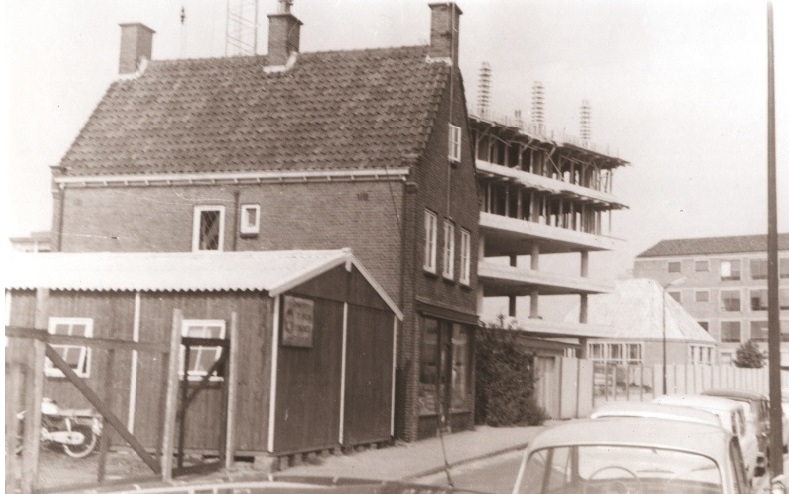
2;0;788;285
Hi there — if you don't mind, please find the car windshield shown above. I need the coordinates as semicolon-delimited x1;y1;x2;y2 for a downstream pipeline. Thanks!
519;445;722;494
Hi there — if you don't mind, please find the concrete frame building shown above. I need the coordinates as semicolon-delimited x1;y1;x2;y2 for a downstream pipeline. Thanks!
634;234;789;364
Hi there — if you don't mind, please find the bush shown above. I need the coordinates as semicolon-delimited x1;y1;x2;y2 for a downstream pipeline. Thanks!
475;324;548;426
733;339;765;368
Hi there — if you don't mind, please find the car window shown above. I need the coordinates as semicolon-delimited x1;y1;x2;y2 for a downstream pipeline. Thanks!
520;450;548;494
730;439;747;494
545;447;573;492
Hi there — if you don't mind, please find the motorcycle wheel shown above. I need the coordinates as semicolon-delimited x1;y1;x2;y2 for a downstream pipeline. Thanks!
61;425;97;459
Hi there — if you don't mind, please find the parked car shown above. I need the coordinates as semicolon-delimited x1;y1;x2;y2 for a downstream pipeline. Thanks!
512;417;750;494
653;394;762;479
702;389;771;459
591;401;722;427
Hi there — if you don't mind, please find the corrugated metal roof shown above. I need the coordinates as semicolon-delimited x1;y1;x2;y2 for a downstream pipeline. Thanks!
5;250;402;318
637;233;789;258
563;278;715;343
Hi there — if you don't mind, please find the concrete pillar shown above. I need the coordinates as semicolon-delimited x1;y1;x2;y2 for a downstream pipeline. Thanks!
529;288;539;318
531;243;540;270
578;337;588;359
580;294;588;324
581;250;589;277
508;296;517;318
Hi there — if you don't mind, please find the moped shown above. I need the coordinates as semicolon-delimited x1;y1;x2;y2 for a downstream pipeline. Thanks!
17;397;103;458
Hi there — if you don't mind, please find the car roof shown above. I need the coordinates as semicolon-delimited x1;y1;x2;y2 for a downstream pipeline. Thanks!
527;418;731;460
702;388;767;401
591;401;722;427
653;394;744;413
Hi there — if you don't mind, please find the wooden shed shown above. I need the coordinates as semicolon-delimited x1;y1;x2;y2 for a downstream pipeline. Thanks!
6;249;402;456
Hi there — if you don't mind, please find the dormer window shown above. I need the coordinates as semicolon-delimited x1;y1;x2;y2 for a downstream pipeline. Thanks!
448;124;461;162
240;204;261;236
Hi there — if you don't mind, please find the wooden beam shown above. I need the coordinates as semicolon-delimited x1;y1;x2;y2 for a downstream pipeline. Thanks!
225;312;239;469
22;289;48;494
161;309;183;480
5;326;168;353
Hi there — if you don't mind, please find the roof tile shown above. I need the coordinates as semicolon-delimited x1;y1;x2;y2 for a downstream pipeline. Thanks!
637;233;789;258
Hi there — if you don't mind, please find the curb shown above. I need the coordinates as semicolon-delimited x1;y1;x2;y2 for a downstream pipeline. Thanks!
403;441;530;481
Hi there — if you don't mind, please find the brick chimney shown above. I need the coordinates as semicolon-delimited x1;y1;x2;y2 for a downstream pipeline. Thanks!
118;23;155;75
267;0;302;67
428;3;462;67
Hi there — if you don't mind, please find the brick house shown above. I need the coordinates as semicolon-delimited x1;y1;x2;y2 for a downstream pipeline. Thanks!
47;2;479;441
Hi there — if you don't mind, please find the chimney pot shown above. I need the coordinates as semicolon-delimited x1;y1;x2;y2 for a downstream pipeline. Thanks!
118;23;155;75
428;3;462;66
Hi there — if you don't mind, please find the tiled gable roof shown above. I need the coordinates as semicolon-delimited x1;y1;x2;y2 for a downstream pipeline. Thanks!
60;46;449;175
637;233;789;258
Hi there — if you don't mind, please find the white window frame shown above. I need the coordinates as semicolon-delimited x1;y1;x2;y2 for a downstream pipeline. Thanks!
180;319;226;382
448;124;461;162
239;204;261;235
459;229;471;285
442;221;455;280
192;205;225;252
46;317;93;378
424;210;438;273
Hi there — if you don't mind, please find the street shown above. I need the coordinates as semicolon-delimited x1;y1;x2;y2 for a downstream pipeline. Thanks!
417;447;789;494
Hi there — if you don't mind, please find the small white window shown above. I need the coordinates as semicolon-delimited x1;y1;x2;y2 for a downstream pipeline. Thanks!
424;210;437;273
46;318;93;378
459;229;471;285
448;124;461;162
181;320;226;381
443;221;455;279
240;204;261;235
193;206;225;251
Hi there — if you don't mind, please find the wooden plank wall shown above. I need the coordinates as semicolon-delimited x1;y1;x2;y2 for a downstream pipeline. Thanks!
343;306;394;446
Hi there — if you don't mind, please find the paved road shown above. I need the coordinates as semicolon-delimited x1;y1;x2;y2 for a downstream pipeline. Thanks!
417;448;789;494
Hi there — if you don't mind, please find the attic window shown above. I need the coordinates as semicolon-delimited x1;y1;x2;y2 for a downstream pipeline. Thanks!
193;206;225;252
448;124;461;162
240;204;261;236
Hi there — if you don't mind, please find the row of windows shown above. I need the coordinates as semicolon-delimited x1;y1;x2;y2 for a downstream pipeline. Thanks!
44;317;225;381
670;287;789;312
588;342;642;365
667;258;789;280
717;319;789;343
424;210;471;285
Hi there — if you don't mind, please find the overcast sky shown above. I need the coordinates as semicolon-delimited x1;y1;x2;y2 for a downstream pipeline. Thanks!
2;0;788;282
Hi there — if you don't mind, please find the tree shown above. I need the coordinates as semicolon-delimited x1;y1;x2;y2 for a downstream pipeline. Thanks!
733;339;765;368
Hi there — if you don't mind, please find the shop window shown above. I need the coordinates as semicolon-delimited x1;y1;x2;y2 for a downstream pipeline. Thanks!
240;204;260;235
46;318;93;378
418;318;439;415
720;259;741;281
450;324;471;411
423;210;437;273
192;205;225;251
750;321;769;342
459;229;471;285
695;260;709;272
442;221;455;280
695;290;709;303
750;259;768;280
721;290;741;312
181;320;226;381
667;261;681;273
720;321;742;343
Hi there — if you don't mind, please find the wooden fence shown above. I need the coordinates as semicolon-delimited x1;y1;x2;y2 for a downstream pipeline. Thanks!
533;356;789;419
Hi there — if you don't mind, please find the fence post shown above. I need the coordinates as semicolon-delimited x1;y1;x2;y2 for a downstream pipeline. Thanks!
161;309;182;481
5;354;24;493
97;348;116;482
21;289;49;494
225;312;239;468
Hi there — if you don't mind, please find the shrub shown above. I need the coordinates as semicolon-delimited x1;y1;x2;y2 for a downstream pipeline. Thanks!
475;324;548;426
733;339;765;368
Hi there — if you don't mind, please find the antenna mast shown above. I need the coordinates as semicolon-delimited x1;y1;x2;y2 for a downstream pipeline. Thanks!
226;0;259;56
477;62;491;118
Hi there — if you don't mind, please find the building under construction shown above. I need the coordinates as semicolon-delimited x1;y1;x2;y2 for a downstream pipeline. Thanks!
471;74;629;350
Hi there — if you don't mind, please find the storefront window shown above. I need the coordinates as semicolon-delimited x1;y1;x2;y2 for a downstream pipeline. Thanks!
418;319;439;415
451;324;470;411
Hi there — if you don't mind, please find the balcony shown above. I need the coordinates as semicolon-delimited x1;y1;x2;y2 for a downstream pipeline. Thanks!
478;261;614;297
480;212;624;255
476;160;626;209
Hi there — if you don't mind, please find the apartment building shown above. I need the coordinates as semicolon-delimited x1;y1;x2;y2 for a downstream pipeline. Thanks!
634;234;789;364
469;110;629;349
